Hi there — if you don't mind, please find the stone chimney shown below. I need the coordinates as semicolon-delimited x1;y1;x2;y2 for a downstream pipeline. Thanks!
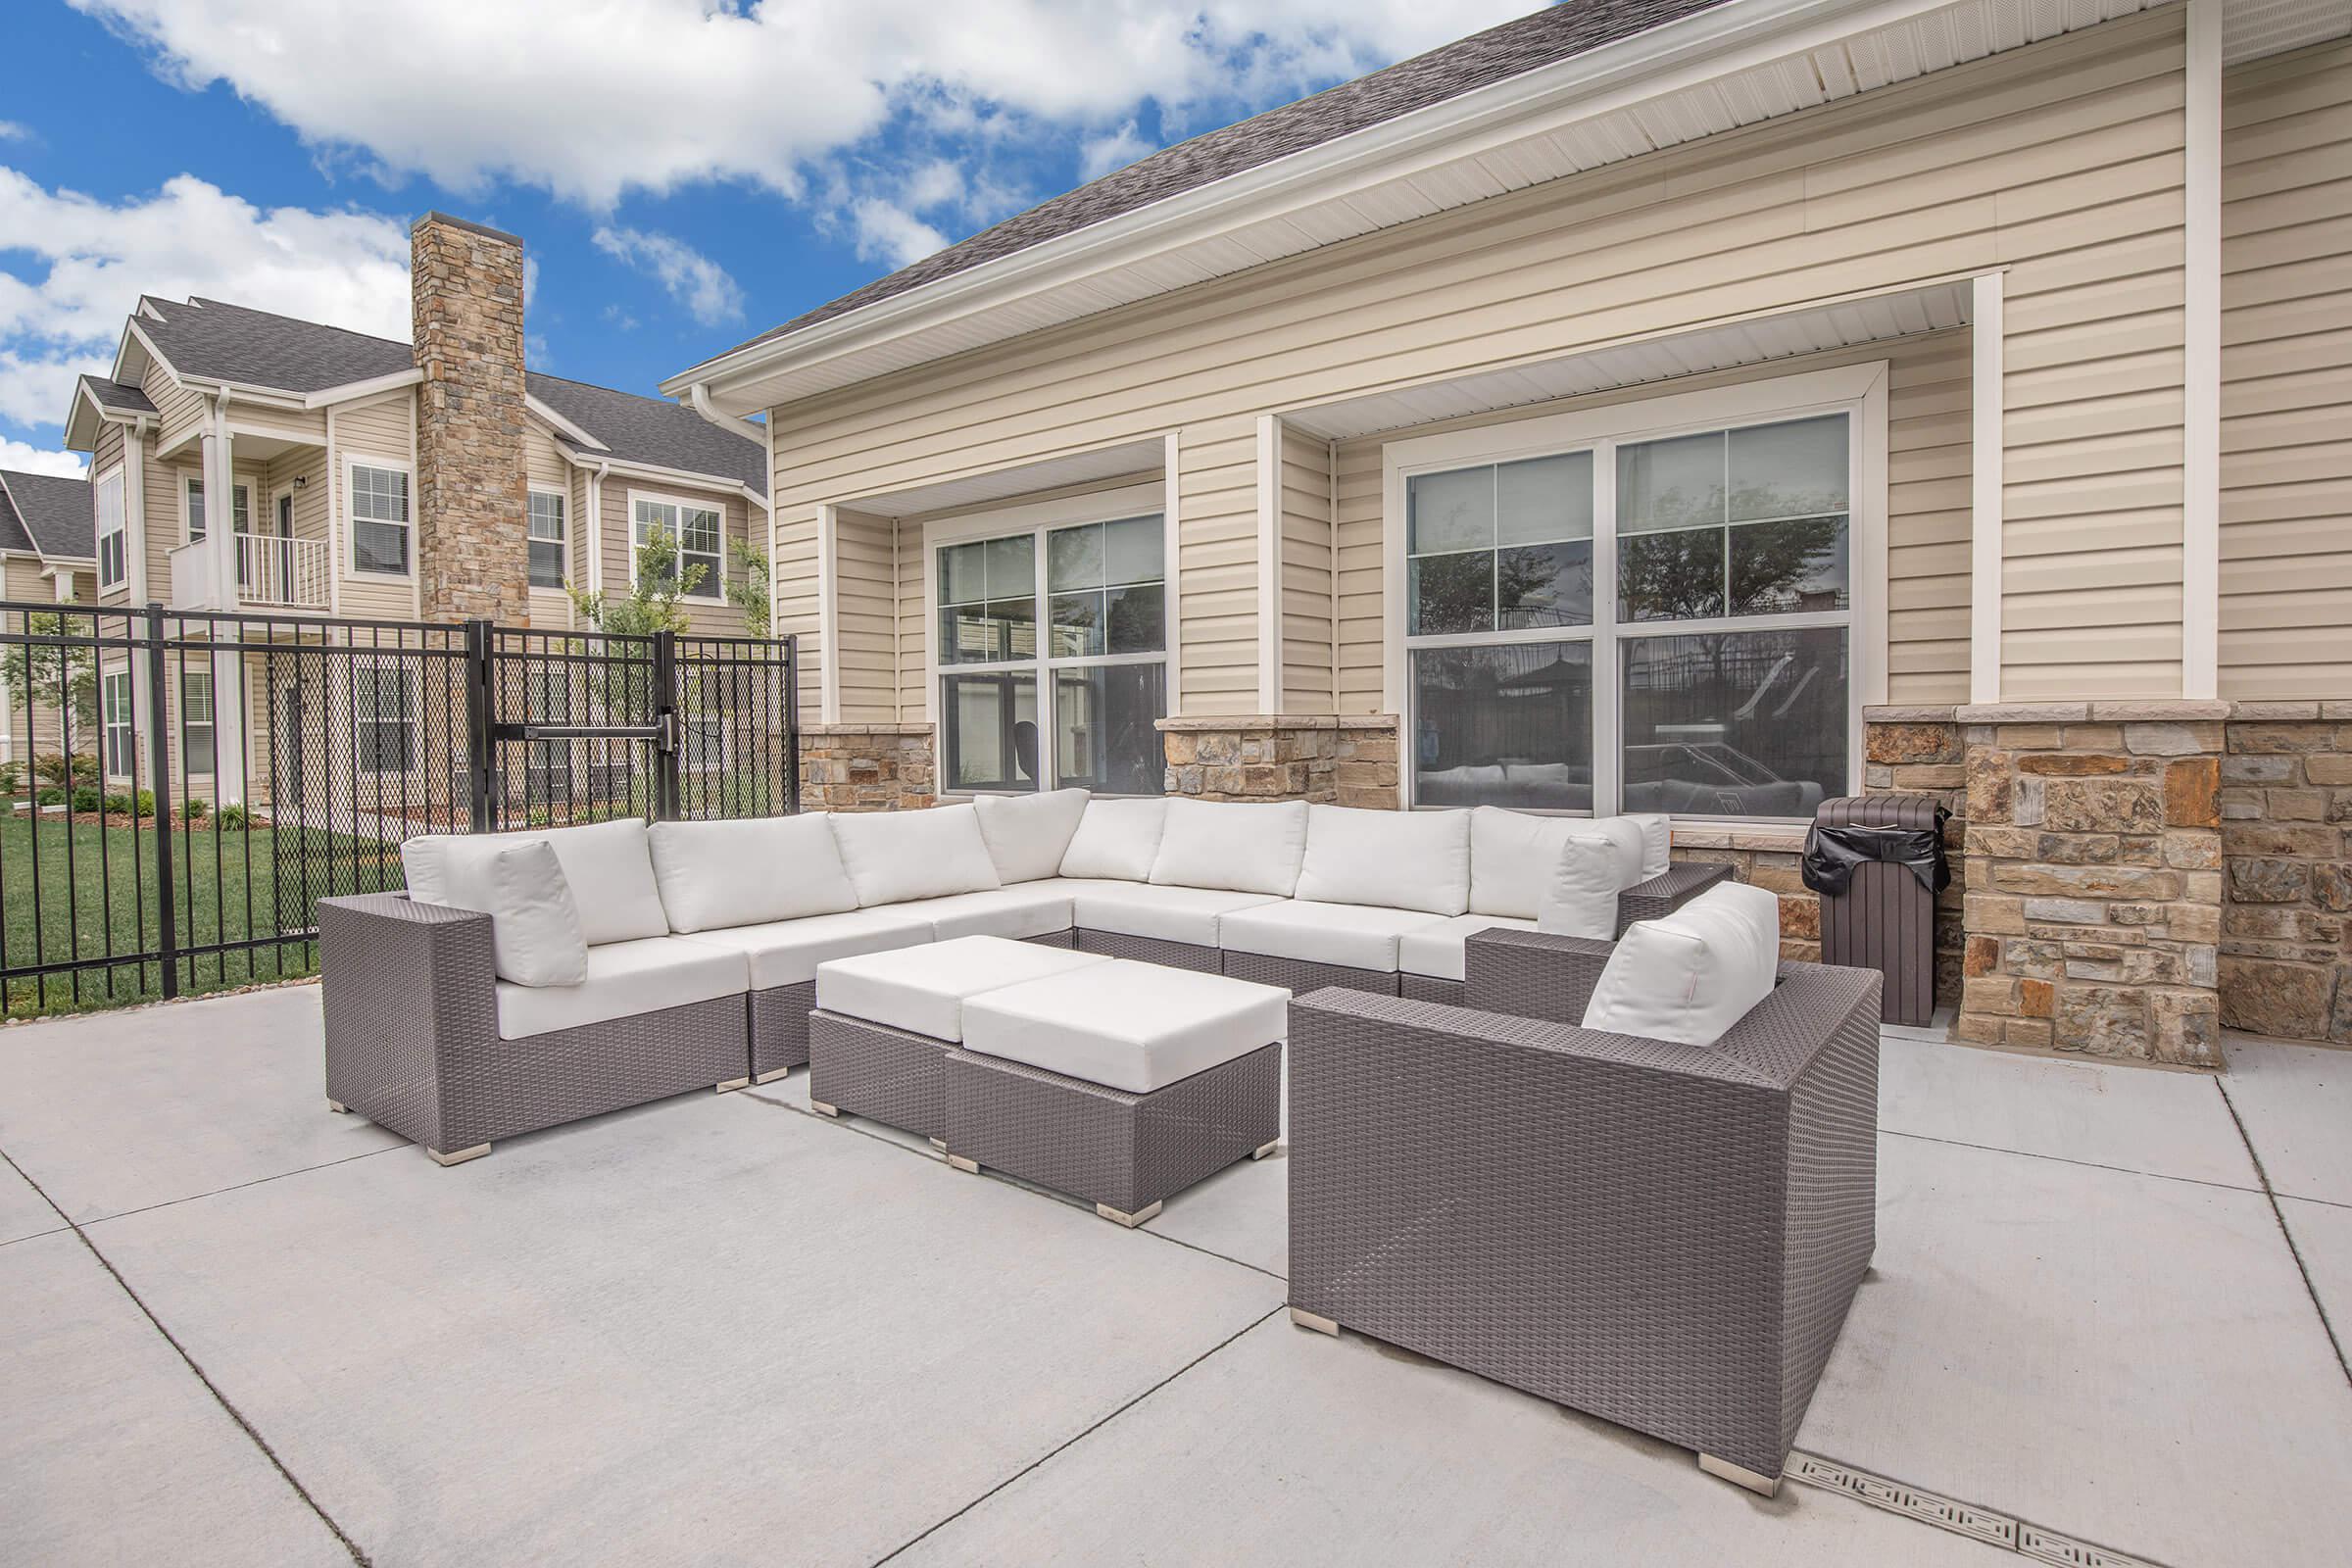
411;212;530;624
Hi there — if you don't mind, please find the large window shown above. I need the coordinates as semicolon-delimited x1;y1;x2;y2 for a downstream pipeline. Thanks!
633;496;723;600
180;669;216;776
349;463;411;576
185;475;252;543
95;467;126;590
1397;385;1861;821
354;662;416;773
935;509;1167;795
527;490;567;589
102;670;134;777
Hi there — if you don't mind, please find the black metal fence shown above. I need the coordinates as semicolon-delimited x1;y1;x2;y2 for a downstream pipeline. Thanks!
0;600;797;1017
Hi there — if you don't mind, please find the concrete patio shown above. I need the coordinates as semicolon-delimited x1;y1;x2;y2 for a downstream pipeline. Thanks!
2;986;2347;1568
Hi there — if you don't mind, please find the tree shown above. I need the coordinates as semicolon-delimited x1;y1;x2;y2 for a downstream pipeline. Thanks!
567;524;705;636
725;538;771;640
0;609;99;742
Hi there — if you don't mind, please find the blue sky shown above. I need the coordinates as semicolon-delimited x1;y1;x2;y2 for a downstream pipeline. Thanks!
0;0;1537;478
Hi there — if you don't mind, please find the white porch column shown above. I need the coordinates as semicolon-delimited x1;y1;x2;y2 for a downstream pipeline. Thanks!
202;397;235;610
2181;0;2223;699
1969;270;2005;705
209;647;247;808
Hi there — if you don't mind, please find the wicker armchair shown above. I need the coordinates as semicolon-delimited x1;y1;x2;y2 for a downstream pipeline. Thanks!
1286;927;1881;1495
318;893;750;1165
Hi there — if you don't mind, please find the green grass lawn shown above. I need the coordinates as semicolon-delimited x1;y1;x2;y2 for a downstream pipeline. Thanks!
0;814;406;1018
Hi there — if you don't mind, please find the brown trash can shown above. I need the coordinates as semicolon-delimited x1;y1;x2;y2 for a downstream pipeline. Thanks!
1803;793;1948;1027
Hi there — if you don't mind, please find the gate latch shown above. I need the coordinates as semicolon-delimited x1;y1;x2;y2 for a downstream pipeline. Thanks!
656;710;677;755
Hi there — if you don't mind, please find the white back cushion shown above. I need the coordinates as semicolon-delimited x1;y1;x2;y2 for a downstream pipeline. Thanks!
1149;799;1309;897
402;817;667;946
1470;808;1606;919
1058;797;1167;881
1582;881;1782;1047
472;841;588;986
1294;805;1470;915
828;804;1003;906
974;788;1092;883
1532;818;1647;939
647;814;858;933
1624;813;1673;879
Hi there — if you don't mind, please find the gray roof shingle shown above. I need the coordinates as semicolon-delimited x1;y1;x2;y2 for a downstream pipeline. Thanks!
129;299;764;493
0;469;95;561
78;375;159;416
710;0;1728;363
0;480;30;556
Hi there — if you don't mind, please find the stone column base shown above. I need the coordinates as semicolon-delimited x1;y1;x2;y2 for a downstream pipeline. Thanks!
1157;715;1399;807
798;723;935;812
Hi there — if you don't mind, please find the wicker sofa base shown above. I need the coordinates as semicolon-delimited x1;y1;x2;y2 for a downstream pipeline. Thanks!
944;1042;1282;1222
1221;950;1398;997
1072;928;1221;971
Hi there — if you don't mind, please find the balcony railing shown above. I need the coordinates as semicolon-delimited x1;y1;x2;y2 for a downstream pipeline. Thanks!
234;534;331;611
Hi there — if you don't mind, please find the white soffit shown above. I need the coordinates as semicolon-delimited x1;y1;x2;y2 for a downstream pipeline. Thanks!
854;438;1165;520
695;0;2178;414
2225;0;2352;59
1283;278;1972;441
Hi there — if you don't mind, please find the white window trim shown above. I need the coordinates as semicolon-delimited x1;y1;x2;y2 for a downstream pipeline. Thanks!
351;658;418;778
527;486;568;590
627;488;727;601
101;668;135;780
180;667;216;776
94;464;128;592
343;456;416;581
1380;362;1887;822
182;471;256;544
921;481;1168;796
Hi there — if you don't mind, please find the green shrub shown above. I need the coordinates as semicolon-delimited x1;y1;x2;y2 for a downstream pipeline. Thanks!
33;752;98;789
217;803;248;830
35;786;64;807
71;786;100;813
180;796;206;822
102;792;129;814
0;760;23;796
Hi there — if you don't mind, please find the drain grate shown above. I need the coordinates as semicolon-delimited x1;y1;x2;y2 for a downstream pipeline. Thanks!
1788;1452;2165;1567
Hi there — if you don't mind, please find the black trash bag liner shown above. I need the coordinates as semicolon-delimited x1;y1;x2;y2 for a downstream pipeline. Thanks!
1801;815;1950;897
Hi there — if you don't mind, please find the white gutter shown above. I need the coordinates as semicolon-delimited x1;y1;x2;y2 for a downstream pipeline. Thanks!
303;367;424;409
663;0;1984;406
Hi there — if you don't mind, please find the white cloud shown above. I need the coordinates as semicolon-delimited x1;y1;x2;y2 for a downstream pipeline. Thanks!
849;199;951;270
1079;122;1154;180
73;1;1529;208
0;167;411;429
590;225;745;326
0;122;29;142
0;437;88;479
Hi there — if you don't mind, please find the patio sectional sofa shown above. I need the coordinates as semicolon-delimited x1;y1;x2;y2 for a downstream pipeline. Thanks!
318;793;1723;1164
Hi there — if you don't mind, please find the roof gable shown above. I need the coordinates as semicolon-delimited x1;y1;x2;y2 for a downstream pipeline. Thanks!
526;373;766;495
0;469;95;561
139;297;413;394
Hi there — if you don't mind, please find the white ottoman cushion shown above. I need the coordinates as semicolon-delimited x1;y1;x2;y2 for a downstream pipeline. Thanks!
1148;798;1309;897
1294;804;1471;915
961;960;1289;1094
670;905;935;990
1582;882;1782;1047
815;934;1107;1042
975;788;1091;883
1396;912;1542;982
1215;900;1451;971
1070;884;1282;946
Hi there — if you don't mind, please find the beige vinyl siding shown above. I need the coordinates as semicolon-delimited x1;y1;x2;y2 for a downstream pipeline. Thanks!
1;558;73;761
1329;332;1974;710
150;367;205;456
599;480;752;638
89;423;129;605
832;508;897;721
1174;416;1257;712
334;393;417;619
2218;39;2352;698
769;13;2187;711
1277;423;1336;712
522;424;574;625
229;404;327;445
896;516;925;719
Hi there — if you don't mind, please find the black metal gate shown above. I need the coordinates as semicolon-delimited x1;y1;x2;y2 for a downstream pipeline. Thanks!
0;600;797;1017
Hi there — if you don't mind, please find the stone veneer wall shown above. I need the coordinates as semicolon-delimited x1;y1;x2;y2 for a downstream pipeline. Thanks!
2217;706;2352;1045
411;213;530;625
798;723;935;812
1157;716;1399;807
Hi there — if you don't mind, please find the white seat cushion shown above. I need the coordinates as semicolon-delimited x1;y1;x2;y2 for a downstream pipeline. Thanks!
1214;900;1451;972
1535;818;1648;939
1071;884;1283;946
961;960;1289;1094
829;804;1002;906
1396;913;1542;982
1582;882;1782;1047
1294;804;1470;915
1058;797;1167;881
669;906;936;991
648;813;858;932
815;934;1107;1041
404;817;668;946
906;884;1075;942
974;788;1091;883
1149;798;1309;897
495;936;748;1041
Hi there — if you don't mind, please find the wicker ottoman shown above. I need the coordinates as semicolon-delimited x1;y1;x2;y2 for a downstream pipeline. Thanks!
947;959;1288;1227
808;935;1108;1141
